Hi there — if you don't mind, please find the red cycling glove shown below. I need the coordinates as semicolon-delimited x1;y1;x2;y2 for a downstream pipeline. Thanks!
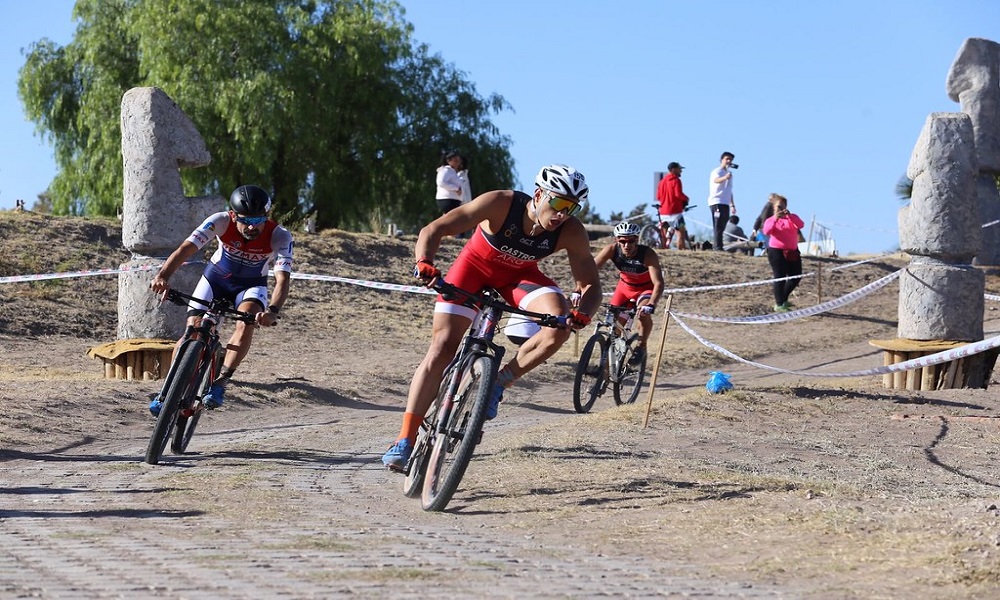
569;310;591;329
413;258;440;283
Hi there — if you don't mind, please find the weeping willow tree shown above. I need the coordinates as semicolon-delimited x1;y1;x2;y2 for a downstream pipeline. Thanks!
18;0;515;231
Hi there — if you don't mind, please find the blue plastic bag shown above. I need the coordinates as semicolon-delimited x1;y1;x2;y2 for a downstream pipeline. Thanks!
706;371;733;394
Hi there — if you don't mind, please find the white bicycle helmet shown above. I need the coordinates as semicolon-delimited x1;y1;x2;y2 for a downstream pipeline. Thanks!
535;164;589;202
613;221;641;237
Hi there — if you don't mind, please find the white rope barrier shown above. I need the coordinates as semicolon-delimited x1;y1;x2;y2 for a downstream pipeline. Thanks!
671;270;901;324
670;311;1000;378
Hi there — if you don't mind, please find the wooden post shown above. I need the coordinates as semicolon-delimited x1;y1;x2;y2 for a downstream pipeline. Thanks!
882;351;893;388
892;352;906;389
921;363;936;391
159;350;172;379
643;295;673;428
906;359;921;391
816;262;822;304
942;360;960;388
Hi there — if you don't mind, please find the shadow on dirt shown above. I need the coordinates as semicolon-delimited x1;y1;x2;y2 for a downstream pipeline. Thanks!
0;508;202;519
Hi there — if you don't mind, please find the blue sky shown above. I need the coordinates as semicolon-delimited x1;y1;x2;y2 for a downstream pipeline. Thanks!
2;1;997;255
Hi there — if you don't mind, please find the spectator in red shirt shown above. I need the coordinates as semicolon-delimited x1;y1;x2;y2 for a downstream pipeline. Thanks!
655;162;689;250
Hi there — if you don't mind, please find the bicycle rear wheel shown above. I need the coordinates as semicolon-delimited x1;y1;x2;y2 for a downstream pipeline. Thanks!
403;421;432;498
573;334;607;413
421;354;496;512
639;223;665;249
613;335;647;405
146;340;205;464
171;412;202;454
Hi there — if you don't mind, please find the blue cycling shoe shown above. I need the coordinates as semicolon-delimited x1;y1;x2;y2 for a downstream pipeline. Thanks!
149;395;162;417
382;438;413;472
203;383;225;409
486;383;504;420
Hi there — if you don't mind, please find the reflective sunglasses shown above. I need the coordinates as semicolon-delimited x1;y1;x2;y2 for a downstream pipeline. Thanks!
236;215;267;226
545;192;583;217
617;237;638;245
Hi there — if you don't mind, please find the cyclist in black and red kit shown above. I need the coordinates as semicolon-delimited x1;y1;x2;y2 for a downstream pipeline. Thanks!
593;221;665;365
382;164;603;471
148;185;293;415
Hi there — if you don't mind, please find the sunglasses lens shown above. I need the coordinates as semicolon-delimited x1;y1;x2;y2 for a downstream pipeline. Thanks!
237;215;266;225
548;195;581;217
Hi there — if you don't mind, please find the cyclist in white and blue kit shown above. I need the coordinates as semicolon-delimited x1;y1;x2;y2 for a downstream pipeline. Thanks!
148;185;293;415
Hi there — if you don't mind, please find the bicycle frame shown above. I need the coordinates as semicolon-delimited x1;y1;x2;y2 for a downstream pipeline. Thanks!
403;280;566;510
145;289;254;464
433;299;507;438
600;305;636;381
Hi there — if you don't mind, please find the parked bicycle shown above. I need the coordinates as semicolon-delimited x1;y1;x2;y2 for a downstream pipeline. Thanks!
144;289;257;465
638;205;697;250
572;303;648;413
401;279;566;512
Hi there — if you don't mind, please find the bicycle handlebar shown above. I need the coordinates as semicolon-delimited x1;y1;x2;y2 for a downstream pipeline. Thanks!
430;279;568;329
162;289;258;324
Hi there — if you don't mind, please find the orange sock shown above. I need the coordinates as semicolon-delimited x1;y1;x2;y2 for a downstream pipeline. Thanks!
398;411;424;443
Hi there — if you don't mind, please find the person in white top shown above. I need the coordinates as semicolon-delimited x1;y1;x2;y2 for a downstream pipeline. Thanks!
457;154;472;204
707;151;737;251
435;150;465;214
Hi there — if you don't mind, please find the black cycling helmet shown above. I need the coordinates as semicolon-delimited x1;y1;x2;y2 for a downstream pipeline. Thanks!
229;185;272;216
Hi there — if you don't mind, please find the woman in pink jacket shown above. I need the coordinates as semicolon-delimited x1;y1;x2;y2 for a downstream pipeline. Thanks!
761;194;805;312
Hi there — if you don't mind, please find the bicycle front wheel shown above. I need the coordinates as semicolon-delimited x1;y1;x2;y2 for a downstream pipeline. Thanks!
613;335;647;405
573;334;607;413
421;354;496;512
639;223;664;249
172;354;214;454
146;340;205;464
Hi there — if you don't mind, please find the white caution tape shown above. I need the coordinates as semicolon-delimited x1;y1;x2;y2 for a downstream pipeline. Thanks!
670;310;1000;378
288;272;435;295
828;255;898;271
0;263;156;284
664;272;815;294
0;262;435;296
672;269;901;324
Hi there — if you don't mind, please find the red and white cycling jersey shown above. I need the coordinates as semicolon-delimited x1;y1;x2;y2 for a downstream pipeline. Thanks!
187;211;294;282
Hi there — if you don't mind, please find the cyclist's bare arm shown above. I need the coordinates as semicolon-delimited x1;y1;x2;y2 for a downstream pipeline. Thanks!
593;241;616;269
559;219;603;319
414;190;513;263
255;269;290;327
150;241;201;293
645;251;665;304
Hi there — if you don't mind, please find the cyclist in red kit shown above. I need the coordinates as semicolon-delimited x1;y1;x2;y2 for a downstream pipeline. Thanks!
382;165;602;470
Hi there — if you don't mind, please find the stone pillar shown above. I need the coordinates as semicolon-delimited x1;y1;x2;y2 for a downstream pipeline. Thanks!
946;37;1000;265
899;112;983;341
118;87;222;340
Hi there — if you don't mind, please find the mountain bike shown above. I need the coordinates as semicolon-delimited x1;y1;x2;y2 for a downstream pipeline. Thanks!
572;303;648;413
144;289;257;465
401;279;566;512
639;205;697;250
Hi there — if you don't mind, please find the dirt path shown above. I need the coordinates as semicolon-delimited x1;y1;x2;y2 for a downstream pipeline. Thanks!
3;215;1000;597
1;338;780;598
3;326;999;598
